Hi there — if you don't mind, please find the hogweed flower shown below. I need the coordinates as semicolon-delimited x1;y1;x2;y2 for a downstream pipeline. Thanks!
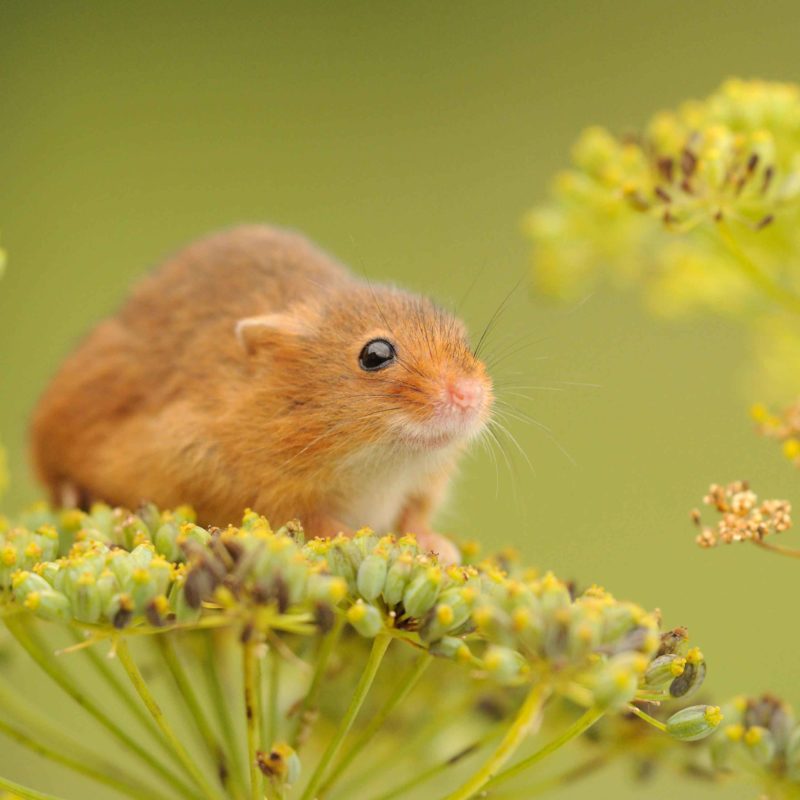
0;502;718;800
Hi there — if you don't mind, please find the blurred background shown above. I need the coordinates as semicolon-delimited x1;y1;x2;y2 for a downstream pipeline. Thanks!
1;2;799;797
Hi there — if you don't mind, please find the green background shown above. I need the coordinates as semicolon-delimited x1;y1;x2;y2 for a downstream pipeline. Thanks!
1;2;798;797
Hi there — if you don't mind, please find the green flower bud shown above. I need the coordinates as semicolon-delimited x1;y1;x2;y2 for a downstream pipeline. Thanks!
357;554;388;602
26;589;72;622
12;571;52;604
429;636;472;662
669;648;706;698
402;567;442;618
590;653;648;710
644;654;687;691
710;724;741;771
71;572;102;623
346;600;383;638
155;522;181;561
382;554;413;607
483;645;528;684
325;545;357;591
666;705;723;742
743;725;776;766
308;575;347;606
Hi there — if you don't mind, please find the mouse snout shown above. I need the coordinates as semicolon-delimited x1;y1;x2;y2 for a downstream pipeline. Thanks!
443;377;485;416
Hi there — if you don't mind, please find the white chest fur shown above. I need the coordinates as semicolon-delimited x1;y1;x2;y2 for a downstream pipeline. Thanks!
337;443;456;534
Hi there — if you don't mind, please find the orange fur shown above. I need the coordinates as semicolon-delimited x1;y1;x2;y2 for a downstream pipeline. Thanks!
30;225;493;552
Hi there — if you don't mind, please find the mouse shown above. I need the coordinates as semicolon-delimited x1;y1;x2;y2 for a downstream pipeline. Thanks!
30;225;494;563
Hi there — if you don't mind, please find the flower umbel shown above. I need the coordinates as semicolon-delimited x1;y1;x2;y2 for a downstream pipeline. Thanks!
0;503;709;800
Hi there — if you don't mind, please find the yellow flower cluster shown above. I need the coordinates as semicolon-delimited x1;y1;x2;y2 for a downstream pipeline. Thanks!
526;80;800;333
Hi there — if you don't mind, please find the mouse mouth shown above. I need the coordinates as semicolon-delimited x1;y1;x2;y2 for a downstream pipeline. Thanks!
393;397;492;451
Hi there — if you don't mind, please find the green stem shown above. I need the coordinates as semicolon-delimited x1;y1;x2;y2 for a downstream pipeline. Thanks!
116;637;223;800
716;221;800;315
319;651;433;797
364;728;502;800
290;616;344;749
482;754;609;798
4;616;193;798
243;637;264;800
154;634;241;798
203;631;249;798
0;678;162;797
74;628;165;743
300;631;392;800
0;775;66;800
442;682;551;800
0;716;159;800
626;703;667;732
267;642;280;747
483;705;605;792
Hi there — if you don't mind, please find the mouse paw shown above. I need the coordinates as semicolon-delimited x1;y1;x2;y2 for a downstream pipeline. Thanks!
415;531;461;566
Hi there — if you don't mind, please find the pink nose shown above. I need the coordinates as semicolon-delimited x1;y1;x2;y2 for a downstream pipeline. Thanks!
446;378;484;413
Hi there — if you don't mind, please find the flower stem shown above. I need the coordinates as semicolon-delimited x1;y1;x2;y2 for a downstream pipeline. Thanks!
0;677;162;798
442;681;551;800
0;716;159;800
0;775;66;800
4;616;194;798
364;728;502;800
753;538;800;559
73;627;164;743
626;703;667;732
300;631;392;800
487;754;609;798
715;221;800;315
482;705;605;793
155;633;243;798
116;636;223;800
319;651;433;797
267;642;280;747
243;637;265;800
289;615;344;749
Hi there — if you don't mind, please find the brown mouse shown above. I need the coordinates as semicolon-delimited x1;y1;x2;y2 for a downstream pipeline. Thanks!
30;225;494;562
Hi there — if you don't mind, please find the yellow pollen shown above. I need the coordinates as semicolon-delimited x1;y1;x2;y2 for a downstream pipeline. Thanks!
671;657;687;677
725;723;744;742
744;726;764;746
24;592;41;611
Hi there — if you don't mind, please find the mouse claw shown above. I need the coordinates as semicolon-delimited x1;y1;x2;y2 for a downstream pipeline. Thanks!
416;531;461;566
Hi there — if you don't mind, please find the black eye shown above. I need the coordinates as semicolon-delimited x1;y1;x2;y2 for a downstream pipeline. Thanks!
359;339;396;371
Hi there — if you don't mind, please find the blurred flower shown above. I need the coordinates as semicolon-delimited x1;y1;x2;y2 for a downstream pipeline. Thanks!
525;79;800;401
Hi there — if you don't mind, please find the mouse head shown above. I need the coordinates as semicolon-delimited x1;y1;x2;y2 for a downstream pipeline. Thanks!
236;282;493;454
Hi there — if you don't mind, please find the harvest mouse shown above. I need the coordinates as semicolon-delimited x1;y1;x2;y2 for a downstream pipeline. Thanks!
31;225;494;562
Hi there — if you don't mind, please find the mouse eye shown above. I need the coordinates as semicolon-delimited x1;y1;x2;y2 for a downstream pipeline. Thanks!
359;339;396;371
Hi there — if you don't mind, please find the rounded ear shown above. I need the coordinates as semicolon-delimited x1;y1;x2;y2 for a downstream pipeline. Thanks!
235;304;321;355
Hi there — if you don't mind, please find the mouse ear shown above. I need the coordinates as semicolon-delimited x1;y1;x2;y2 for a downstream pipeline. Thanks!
235;304;321;354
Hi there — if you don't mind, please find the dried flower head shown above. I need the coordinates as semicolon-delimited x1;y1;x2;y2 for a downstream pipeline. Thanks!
691;481;791;548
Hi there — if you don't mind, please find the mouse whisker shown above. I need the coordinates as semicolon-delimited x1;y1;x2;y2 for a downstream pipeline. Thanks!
472;277;524;360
